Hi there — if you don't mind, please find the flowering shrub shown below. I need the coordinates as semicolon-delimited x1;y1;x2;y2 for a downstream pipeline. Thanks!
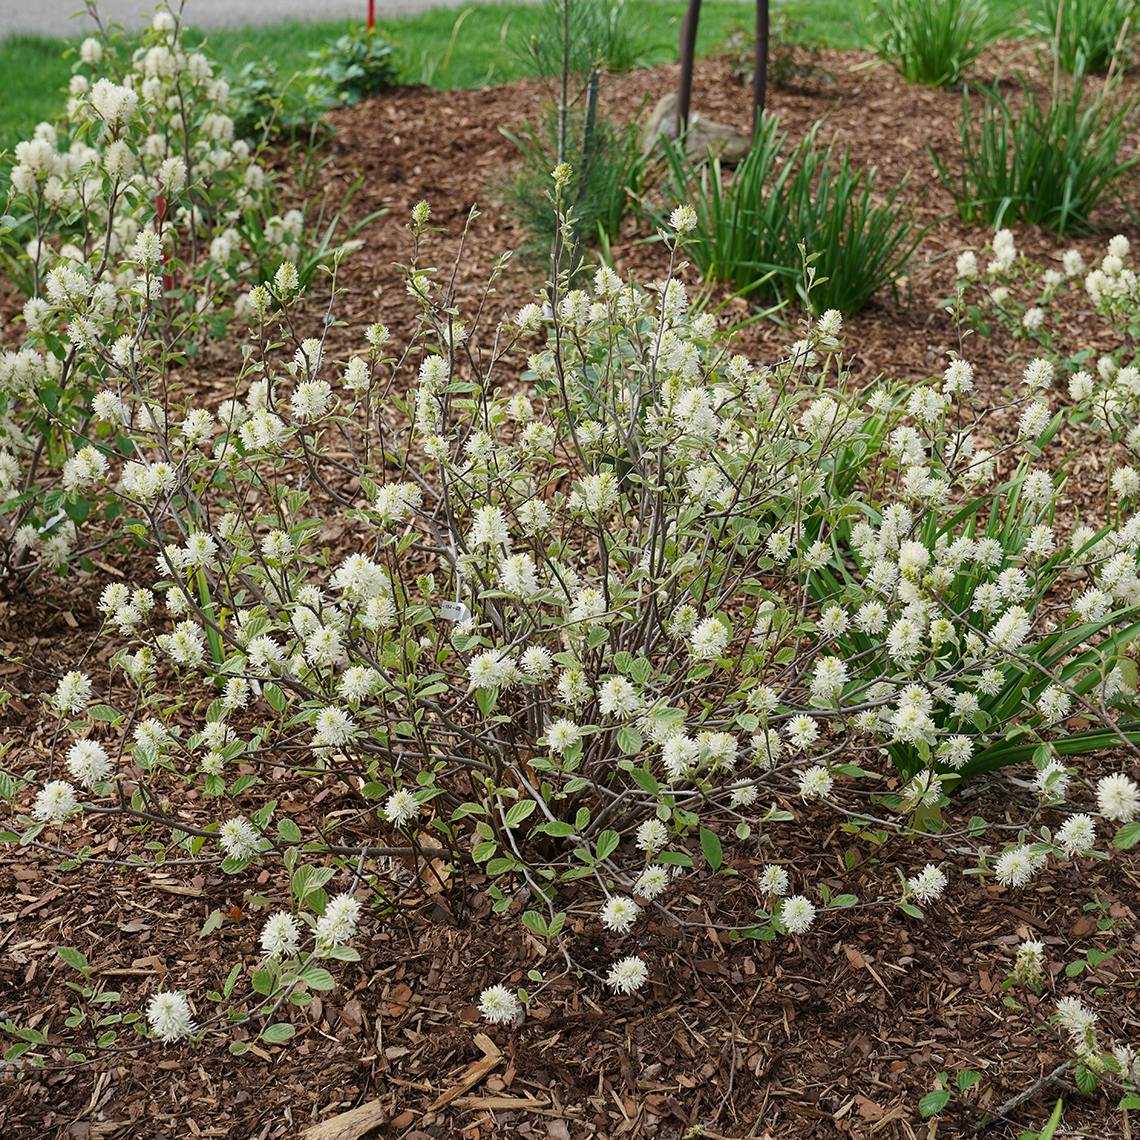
2;32;1140;1111
0;2;368;580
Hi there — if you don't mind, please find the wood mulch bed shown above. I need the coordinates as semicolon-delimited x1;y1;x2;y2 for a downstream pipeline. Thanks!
2;42;1140;1140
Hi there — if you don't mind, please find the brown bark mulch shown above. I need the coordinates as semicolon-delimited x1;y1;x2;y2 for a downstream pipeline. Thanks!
2;42;1140;1140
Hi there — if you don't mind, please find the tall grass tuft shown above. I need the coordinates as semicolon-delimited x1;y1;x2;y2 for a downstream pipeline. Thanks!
867;0;1005;90
1031;0;1137;73
655;113;924;315
933;65;1140;231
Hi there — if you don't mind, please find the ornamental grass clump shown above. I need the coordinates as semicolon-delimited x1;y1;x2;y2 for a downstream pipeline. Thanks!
868;0;1004;90
933;61;1140;231
1031;0;1138;73
654;112;924;314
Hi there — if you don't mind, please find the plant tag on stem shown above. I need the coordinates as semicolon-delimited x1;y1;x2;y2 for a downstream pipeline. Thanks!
441;600;470;623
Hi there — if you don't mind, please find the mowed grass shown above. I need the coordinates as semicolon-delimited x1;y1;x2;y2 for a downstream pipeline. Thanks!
0;0;1031;158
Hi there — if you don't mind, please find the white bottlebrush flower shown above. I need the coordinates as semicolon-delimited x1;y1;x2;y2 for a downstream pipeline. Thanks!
1034;760;1071;802
316;893;361;948
758;865;789;897
607;955;649;995
384;789;420;828
218;818;261;861
598;676;641;718
146;991;196;1044
684;615;729;661
478;984;521;1024
781;895;816;934
53;670;93;714
33;781;79;822
1096;774;1140;822
636;818;668;852
519;646;554;681
1055;996;1098;1056
1014;939;1046;986
1055;813;1096;857
990;606;1031;651
785;716;819;752
994;845;1047;887
469;505;510;548
633;864;670;901
600;897;639;935
260;912;301;959
906;864;948;904
313;707;356;747
545;719;581;753
67;739;111;788
809;656;848;704
797;765;833;799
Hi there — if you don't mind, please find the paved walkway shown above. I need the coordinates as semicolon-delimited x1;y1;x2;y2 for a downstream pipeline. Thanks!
1;0;483;42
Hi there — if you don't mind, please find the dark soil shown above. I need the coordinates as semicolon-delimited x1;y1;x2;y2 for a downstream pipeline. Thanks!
2;44;1140;1140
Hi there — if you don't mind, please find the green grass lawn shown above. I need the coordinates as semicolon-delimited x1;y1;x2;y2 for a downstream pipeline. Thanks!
0;0;1031;159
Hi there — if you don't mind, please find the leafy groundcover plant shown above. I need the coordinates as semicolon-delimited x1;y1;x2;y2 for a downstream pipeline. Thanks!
2;7;1140;1123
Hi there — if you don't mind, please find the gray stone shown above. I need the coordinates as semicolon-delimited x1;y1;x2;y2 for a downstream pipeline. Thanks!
641;93;752;164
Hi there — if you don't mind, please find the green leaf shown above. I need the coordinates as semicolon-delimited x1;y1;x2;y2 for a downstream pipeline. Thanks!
919;1089;951;1118
613;651;634;674
1113;821;1140;850
658;851;693;867
277;818;303;843
830;894;858;908
539;820;575;837
956;1070;981;1092
628;766;659;795
594;830;620;862
473;841;497;863
223;962;242;999
199;909;225;938
231;774;259;797
616;726;643;756
263;683;286;712
504;799;537;828
56;947;90;975
1074;1064;1098;1094
229;1040;252;1056
299;966;336;991
87;704;123;723
521;911;548;938
252;968;275;996
262;1022;295;1044
898;902;925;919
700;827;723;872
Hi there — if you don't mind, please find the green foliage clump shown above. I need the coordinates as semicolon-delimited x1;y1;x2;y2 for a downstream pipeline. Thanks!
933;66;1140;232
655;113;924;315
868;0;1004;89
719;8;836;90
1031;0;1137;73
306;25;399;106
